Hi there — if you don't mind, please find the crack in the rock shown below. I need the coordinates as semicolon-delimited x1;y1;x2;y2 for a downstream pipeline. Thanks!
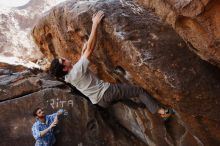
0;84;65;103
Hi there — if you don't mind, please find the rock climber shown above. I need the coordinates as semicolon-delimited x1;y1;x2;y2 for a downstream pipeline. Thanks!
49;10;173;119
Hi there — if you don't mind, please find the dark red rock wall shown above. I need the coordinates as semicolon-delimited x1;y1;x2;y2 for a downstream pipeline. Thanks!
0;64;146;146
135;0;220;68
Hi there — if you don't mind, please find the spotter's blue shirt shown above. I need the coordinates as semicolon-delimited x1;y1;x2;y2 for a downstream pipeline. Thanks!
32;109;64;146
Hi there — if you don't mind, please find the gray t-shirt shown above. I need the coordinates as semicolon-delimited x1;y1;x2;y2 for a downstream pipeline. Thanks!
65;55;110;104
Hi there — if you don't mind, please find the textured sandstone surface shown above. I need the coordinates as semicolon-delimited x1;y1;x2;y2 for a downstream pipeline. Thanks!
0;63;146;146
0;0;66;62
31;0;220;145
135;0;220;68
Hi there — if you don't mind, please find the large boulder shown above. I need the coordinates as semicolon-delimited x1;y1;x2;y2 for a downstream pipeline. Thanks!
32;0;220;146
0;63;146;146
135;0;220;68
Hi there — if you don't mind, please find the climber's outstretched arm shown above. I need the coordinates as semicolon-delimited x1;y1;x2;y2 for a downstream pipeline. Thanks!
83;10;104;59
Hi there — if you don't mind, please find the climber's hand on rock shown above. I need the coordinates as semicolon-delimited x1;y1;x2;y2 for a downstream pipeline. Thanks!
92;10;104;26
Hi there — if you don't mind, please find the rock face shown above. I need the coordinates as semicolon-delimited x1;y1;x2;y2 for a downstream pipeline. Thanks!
0;0;66;63
31;0;220;146
135;0;220;68
0;63;146;146
0;63;26;74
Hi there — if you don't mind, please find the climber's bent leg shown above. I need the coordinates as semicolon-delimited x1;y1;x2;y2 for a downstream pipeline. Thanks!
98;84;160;114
